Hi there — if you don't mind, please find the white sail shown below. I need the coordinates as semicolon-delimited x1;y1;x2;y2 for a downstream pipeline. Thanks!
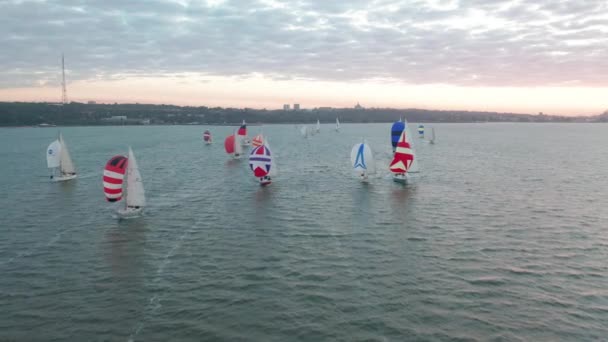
234;131;243;156
430;127;436;144
300;126;308;138
126;147;146;208
58;133;75;174
336;118;340;131
316;119;321;132
350;142;375;175
403;120;420;173
46;140;61;169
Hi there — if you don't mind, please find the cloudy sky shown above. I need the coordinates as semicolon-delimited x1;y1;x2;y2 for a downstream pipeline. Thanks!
1;0;607;115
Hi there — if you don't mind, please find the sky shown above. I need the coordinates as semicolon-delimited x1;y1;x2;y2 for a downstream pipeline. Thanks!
0;0;607;115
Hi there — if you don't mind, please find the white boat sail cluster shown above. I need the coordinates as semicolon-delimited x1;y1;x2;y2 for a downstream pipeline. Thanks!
46;133;77;181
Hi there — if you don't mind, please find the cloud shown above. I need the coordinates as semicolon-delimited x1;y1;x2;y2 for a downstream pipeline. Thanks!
0;0;607;88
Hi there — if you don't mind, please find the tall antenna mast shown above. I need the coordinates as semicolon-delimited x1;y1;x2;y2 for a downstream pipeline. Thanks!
61;53;68;104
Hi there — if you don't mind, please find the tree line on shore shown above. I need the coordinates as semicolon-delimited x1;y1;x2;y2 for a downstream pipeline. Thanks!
0;101;603;126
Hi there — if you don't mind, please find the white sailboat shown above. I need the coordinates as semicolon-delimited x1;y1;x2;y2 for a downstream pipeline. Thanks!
316;119;321;133
46;133;77;181
117;147;146;218
335;118;340;132
300;125;309;138
429;127;436;144
351;141;375;182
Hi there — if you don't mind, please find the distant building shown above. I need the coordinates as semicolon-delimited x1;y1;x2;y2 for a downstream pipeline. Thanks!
293;103;300;111
109;116;127;121
354;102;363;110
87;100;96;104
283;104;290;111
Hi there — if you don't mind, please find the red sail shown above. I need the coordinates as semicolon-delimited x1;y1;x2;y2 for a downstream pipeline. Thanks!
224;135;235;154
203;130;211;142
389;130;414;173
103;155;128;202
237;124;247;136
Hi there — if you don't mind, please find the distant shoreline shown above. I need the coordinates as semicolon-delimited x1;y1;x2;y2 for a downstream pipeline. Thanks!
1;101;605;126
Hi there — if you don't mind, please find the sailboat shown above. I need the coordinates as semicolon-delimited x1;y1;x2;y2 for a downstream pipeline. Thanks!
300;125;309;138
249;144;273;186
252;134;264;148
389;130;415;184
224;131;243;159
103;147;146;218
351;141;375;182
316;119;321;133
46;133;77;181
390;119;405;153
418;124;425;138
239;120;251;146
429;127;436;144
335;117;340;132
203;130;212;144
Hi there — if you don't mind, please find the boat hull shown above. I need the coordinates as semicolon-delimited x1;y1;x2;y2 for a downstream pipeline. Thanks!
392;174;408;184
117;207;144;219
53;174;77;182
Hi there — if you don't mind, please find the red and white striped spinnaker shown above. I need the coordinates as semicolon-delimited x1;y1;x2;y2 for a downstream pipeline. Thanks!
103;155;128;202
389;130;414;174
203;130;211;142
252;134;264;147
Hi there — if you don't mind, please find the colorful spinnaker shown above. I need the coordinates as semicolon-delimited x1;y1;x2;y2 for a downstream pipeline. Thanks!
391;120;405;151
350;142;375;179
103;155;128;202
418;124;425;138
249;145;272;177
390;130;414;174
238;123;247;137
252;134;264;147
224;134;235;154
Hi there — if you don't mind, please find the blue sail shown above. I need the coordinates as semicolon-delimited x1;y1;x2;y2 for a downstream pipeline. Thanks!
391;121;405;149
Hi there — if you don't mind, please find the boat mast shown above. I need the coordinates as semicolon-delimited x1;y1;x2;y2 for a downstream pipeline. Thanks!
61;54;68;105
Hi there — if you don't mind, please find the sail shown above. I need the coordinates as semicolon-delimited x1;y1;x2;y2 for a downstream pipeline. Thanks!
316;119;321;132
238;122;247;137
249;145;272;177
431;127;436;142
126;147;146;207
404;120;420;172
252;134;264;147
234;132;243;155
351;143;375;174
418;124;425;138
224;134;235;154
103;155;128;202
58;133;75;174
46;139;61;168
391;120;405;150
336;118;340;131
389;130;414;174
300;126;308;138
203;130;211;142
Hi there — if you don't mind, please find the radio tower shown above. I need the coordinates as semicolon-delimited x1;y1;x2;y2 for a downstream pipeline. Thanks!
61;54;68;105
